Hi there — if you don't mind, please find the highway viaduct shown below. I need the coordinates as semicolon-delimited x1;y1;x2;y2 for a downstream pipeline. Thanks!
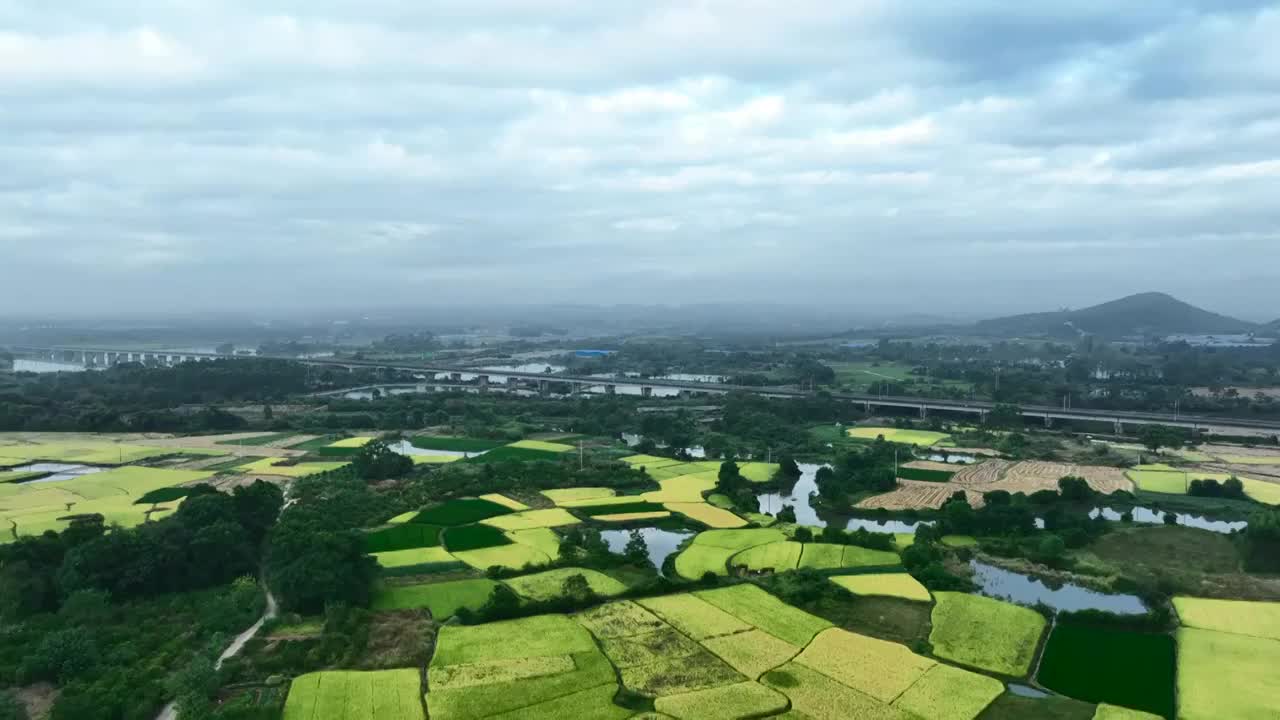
9;345;1280;436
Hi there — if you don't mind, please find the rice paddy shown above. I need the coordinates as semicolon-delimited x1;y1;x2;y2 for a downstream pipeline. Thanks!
696;585;832;647
848;427;951;447
673;528;786;579
1037;622;1175;718
503;568;629;602
830;573;931;602
480;508;579;530
728;541;900;573
282;669;423;720
664;502;747;528
1177;626;1280;720
444;524;515;551
453;543;552;571
654;681;788;719
363;523;442;553
328;436;377;448
370;547;457;569
699;628;801;679
595;511;672;522
410;436;505;453
412;498;515;526
929;592;1047;677
541;487;617;504
372;578;499;617
795;627;935;703
1173;596;1280;641
238;457;349;477
507;439;575;453
477;493;529;511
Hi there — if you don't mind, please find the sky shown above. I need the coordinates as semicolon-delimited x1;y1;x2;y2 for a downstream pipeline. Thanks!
2;1;1278;321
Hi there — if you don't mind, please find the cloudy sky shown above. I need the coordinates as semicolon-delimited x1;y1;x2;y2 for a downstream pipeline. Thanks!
2;1;1278;320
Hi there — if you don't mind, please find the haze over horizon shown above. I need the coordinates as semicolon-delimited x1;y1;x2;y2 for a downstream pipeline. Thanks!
2;2;1278;319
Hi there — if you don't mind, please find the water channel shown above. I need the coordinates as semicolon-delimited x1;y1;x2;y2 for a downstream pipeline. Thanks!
755;464;934;534
969;560;1147;614
9;463;107;482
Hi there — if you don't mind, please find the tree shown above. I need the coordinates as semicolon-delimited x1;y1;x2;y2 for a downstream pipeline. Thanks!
793;527;813;543
776;505;797;524
778;457;801;477
351;439;414;482
232;480;285;546
561;574;597;603
1139;424;1182;453
623;530;651;568
1057;476;1093;502
0;691;25;720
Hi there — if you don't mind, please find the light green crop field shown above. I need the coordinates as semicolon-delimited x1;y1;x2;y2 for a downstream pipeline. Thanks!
1173;597;1280;641
372;578;498;618
1126;469;1226;494
831;573;931;602
0;471;44;483
598;626;703;668
929;592;1047;677
508;439;574;453
730;541;803;572
371;547;456;569
674;529;786;579
410;455;463;465
453;543;551;571
282;669;423;720
481;682;629;720
328;436;376;448
893;663;1004;720
541;487;616;505
481;508;579;530
621;454;688;469
654;681;788;720
1177;627;1280;720
506;527;562;560
238;457;349;477
1221;455;1280;465
642;472;718;503
663;502;748;529
636;594;751;641
575;600;669;639
700;628;801;679
504;568;629;602
435;614;599;665
847;427;951;447
477;493;529;511
795;628;935;704
1093;704;1164;720
696;585;832;647
762;662;899;720
0;442;182;465
737;463;780;483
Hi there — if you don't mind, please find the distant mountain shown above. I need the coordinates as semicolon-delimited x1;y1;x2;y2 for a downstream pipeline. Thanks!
1264;319;1280;335
974;292;1259;339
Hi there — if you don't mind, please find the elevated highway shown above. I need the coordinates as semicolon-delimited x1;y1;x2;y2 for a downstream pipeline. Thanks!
10;345;1280;435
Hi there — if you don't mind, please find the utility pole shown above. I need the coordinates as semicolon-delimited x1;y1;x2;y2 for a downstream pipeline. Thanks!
579;441;584;471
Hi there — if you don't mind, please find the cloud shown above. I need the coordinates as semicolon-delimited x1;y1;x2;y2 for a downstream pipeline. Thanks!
0;0;1277;319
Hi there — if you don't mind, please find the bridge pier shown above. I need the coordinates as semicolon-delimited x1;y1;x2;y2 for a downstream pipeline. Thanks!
450;372;463;382
605;384;616;395
1114;420;1123;435
539;380;550;396
478;375;489;391
641;386;653;398
919;405;927;419
1044;414;1053;428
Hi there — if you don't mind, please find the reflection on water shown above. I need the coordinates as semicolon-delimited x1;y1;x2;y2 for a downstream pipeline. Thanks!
387;440;484;459
601;527;693;576
970;560;1147;614
1088;506;1246;534
756;464;933;534
925;453;976;464
1007;684;1050;699
10;463;107;482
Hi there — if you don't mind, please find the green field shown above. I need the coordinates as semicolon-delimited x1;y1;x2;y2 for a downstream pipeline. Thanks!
729;542;899;573
453;543;552;571
848;427;951;447
929;592;1047;677
898;466;957;483
238;458;349;477
283;669;423;720
830;573;931;602
1037;623;1175;718
468;446;567;463
412;498;515;526
700;628;801;679
372;578;499;618
795;627;934;703
481;508;579;530
570;501;667;517
1177;627;1280;719
411;435;506;452
541;487;616;505
370;547;457;569
696;585;832;647
363;523;442;553
0;470;44;483
443;524;513;551
216;432;300;446
654;681;788;719
673;529;786;579
504;568;628;602
636;594;752;641
1173;597;1280;641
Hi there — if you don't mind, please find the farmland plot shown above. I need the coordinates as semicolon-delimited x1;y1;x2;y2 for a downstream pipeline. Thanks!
504;568;628;602
1177;627;1280;720
929;592;1046;677
283;669;422;720
654;682;788;720
1173;597;1280;641
372;578;498;618
695;585;832;646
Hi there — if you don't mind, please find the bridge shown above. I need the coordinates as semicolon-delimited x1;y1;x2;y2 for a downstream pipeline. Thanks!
9;345;1280;435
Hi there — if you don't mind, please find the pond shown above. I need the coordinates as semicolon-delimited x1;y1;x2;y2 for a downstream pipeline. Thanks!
1006;684;1050;699
924;453;976;464
601;527;694;576
756;464;934;534
1088;506;1246;534
10;463;107;482
969;560;1147;615
387;440;485;459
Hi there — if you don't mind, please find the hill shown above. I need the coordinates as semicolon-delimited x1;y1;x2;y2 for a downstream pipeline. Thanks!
974;292;1258;339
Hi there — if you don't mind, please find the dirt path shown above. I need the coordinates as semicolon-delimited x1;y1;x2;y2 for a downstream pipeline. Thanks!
155;584;277;720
